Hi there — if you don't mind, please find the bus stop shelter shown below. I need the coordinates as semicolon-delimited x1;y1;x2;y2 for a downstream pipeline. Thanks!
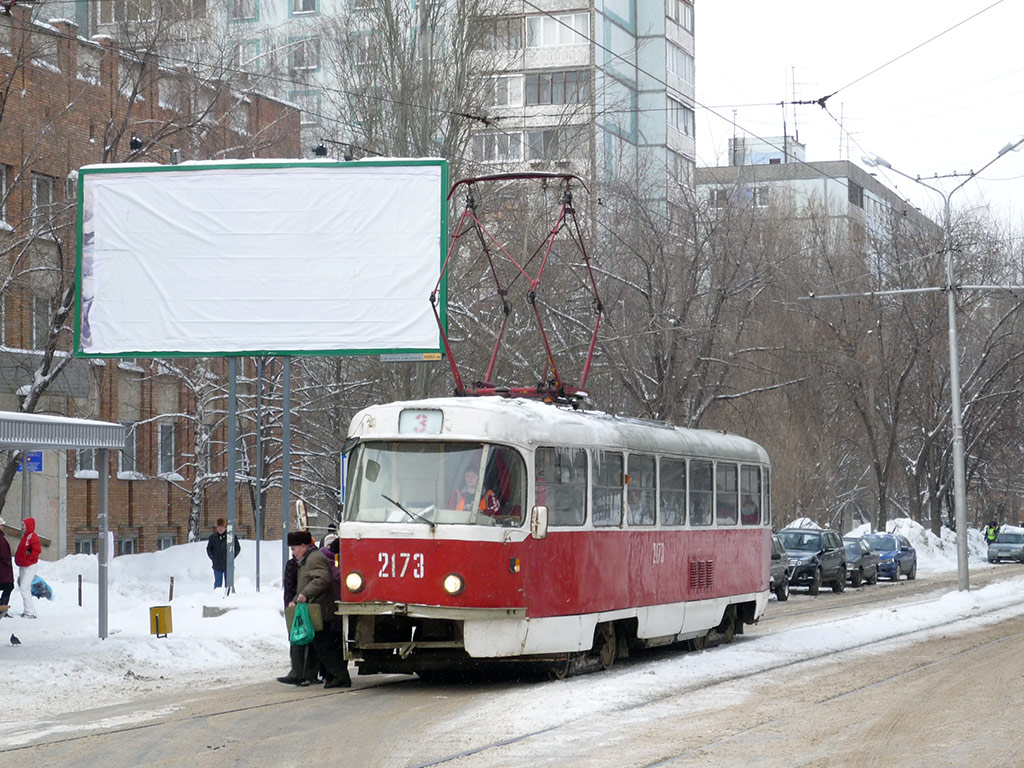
0;411;125;638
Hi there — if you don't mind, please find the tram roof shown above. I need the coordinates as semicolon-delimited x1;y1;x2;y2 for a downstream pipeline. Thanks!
349;397;769;465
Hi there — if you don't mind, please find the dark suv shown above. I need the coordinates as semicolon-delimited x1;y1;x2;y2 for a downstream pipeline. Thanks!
776;528;846;595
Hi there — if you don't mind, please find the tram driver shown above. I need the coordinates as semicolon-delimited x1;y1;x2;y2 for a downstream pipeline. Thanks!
450;467;502;518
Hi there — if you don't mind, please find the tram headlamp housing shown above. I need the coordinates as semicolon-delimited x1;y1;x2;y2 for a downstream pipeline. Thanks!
345;571;365;593
442;572;465;596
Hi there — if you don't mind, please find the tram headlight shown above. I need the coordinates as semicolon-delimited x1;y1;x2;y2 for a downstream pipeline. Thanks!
344;571;365;594
442;572;465;596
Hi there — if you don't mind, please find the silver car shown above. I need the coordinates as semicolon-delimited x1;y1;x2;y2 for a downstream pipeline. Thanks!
988;531;1024;563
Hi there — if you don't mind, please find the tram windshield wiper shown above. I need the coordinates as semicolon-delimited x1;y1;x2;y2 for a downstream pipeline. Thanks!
381;494;435;529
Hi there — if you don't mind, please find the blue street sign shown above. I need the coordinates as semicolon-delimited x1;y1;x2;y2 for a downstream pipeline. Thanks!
16;451;43;473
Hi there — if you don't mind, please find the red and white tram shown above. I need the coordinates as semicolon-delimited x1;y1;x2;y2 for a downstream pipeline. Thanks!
336;396;772;677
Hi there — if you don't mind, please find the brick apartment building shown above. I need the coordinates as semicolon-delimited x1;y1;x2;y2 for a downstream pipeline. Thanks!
0;6;301;559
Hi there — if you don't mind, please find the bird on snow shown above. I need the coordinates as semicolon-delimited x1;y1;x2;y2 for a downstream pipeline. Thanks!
10;633;21;646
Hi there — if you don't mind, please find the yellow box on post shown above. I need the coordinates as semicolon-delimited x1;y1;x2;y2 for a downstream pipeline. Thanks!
150;605;172;638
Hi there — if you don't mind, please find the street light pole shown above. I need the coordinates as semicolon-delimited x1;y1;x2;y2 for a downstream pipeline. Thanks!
864;138;1024;591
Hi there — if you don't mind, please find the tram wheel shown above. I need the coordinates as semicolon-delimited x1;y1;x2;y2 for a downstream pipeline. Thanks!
549;655;573;680
596;623;617;670
688;633;706;652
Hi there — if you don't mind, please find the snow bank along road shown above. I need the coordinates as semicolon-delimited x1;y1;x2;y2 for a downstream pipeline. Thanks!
5;567;1024;768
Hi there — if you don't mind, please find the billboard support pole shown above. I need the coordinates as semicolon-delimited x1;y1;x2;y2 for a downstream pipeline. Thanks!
255;357;263;593
226;356;237;595
281;356;291;581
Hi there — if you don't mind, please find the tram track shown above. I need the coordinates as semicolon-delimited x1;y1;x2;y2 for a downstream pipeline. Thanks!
407;581;1024;767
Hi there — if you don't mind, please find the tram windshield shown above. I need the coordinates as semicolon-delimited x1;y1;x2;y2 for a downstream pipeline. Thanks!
345;441;527;527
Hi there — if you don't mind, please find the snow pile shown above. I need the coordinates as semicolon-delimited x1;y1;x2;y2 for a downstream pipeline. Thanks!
782;516;821;529
1;541;289;722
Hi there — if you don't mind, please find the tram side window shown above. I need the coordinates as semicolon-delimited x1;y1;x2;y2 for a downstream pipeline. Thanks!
716;462;738;525
763;468;772;525
626;454;656;526
535;446;587;526
660;458;686;526
689;460;713;526
740;465;761;525
593;451;623;527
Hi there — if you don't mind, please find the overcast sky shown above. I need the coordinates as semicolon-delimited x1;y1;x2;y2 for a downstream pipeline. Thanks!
695;0;1024;223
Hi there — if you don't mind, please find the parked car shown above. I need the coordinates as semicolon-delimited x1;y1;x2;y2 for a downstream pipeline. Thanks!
776;528;846;595
843;536;880;587
769;534;791;601
987;531;1024;563
863;532;917;580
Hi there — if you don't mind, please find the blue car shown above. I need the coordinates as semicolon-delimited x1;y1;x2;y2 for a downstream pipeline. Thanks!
862;532;917;581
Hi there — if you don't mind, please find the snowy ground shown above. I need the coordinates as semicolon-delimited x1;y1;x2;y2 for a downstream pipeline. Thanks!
0;518;1014;729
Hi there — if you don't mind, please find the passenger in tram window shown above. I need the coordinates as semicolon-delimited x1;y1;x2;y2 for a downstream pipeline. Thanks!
449;468;502;517
740;495;760;525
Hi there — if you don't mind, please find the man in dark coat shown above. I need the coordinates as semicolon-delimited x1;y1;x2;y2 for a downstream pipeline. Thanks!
276;545;320;686
0;517;14;618
206;518;241;589
287;530;350;689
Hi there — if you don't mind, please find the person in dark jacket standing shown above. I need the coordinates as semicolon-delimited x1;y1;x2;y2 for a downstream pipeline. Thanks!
288;530;350;689
15;516;41;618
0;517;14;618
276;541;320;686
206;518;241;589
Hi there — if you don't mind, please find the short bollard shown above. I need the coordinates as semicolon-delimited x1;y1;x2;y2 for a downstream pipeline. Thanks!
149;605;172;638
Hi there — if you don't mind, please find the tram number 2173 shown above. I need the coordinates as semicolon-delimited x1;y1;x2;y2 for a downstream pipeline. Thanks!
378;552;425;579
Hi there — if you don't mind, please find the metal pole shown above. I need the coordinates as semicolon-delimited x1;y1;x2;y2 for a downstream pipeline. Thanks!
255;358;263;592
281;357;291;582
226;357;237;594
98;448;109;639
20;451;27;521
944;196;970;591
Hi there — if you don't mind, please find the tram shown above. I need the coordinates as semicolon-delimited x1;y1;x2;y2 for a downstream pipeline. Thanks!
336;396;772;677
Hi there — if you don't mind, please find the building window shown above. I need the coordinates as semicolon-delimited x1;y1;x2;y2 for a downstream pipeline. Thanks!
527;129;561;161
484;75;523;107
116;536;138;556
753;187;770;207
291;0;316;14
710;188;729;208
31;295;51;350
99;0;154;23
158;421;176;476
668;97;695;137
666;0;693;32
75;537;97;555
233;39;260;71
669;150;694;186
524;70;588;106
848;180;864;209
526;12;588;47
120;422;138;476
76;448;96;474
472;131;522;163
157;534;178;550
30;173;55;233
231;0;257;20
479;16;523;50
290;38;320;71
353;0;376;9
290;90;321;127
667;42;694;85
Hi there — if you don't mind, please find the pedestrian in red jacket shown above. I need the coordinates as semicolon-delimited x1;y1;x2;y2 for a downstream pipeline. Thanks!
15;517;41;618
0;517;14;618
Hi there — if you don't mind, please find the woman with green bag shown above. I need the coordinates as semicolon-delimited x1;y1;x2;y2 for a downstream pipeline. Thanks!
286;530;351;689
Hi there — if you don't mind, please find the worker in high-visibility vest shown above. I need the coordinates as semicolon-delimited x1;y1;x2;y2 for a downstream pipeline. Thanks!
451;468;501;516
984;519;1000;546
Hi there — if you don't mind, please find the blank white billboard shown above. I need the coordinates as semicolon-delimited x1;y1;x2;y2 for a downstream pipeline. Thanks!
76;159;447;357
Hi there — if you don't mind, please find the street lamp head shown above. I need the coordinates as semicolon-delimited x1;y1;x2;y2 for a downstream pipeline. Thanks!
862;153;891;170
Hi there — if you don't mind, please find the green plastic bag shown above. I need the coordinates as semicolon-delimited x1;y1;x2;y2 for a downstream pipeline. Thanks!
289;603;316;646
